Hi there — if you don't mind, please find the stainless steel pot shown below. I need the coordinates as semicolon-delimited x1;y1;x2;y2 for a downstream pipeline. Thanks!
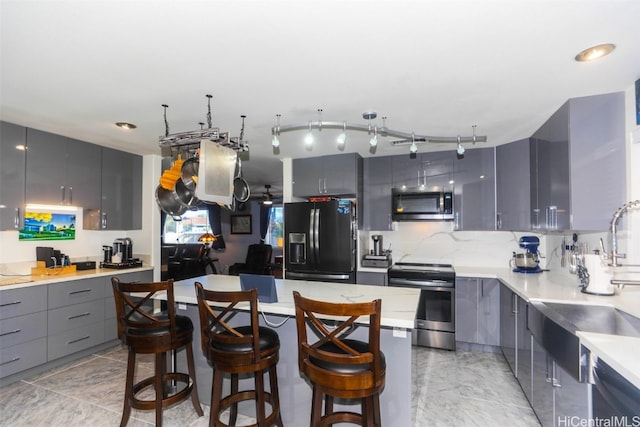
180;157;199;191
175;177;200;209
155;184;187;219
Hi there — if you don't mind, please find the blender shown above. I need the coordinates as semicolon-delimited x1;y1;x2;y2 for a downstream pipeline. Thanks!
510;236;543;273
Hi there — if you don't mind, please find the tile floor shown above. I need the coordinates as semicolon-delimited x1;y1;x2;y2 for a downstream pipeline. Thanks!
0;344;540;426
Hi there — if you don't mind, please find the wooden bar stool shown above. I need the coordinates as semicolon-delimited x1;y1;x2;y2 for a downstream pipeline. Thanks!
111;277;203;427
293;291;385;427
195;282;283;427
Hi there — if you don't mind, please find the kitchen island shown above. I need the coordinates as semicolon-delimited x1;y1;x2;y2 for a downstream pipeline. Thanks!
165;274;421;426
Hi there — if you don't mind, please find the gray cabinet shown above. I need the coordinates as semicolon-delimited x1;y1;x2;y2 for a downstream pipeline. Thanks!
453;147;495;230
393;151;454;189
499;284;532;401
496;92;625;232
357;271;387;286
47;277;106;361
103;269;153;340
25;128;101;208
292;153;362;198
531;338;589;427
496;139;532;231
362;156;393;230
455;277;500;346
87;146;142;230
0;285;48;379
0;122;26;230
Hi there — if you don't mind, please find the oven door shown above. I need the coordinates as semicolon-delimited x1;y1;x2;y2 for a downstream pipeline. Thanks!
416;285;455;332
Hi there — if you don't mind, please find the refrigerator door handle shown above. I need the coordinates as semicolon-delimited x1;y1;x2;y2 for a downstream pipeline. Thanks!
309;208;315;256
313;208;320;258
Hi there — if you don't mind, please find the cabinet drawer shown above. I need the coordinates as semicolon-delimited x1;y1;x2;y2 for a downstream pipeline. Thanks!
48;299;105;335
0;337;47;378
0;285;47;320
0;311;47;348
47;322;105;361
104;317;118;342
48;277;105;308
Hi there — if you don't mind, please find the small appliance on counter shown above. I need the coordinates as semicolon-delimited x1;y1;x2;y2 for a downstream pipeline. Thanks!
362;235;392;268
510;236;543;273
100;238;142;269
577;253;615;296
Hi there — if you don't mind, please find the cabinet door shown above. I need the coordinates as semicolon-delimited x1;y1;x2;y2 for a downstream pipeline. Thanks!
500;284;517;374
65;137;101;209
25;128;68;204
532;139;570;231
554;361;589;423
0;122;26;230
569;92;626;230
48;277;105;309
455;278;479;343
362;156;393;230
531;338;554;427
391;155;422;187
517;297;533;402
421;151;454;189
323;153;360;196
356;271;387;286
496;138;531;230
100;147;142;230
477;278;500;346
455;147;495;230
292;157;324;197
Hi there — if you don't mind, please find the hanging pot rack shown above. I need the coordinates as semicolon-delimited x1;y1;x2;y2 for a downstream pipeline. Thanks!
158;94;249;160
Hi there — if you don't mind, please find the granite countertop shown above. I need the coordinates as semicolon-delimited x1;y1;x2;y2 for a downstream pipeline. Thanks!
169;274;421;329
456;265;640;390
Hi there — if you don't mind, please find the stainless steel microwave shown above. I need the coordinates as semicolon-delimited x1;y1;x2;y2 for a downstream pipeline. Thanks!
391;188;454;221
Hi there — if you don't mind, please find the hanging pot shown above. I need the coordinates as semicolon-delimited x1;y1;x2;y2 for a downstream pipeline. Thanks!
232;157;250;203
155;184;187;220
180;157;199;191
175;177;200;209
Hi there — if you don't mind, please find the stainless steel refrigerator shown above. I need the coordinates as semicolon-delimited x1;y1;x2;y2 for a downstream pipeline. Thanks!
284;200;357;283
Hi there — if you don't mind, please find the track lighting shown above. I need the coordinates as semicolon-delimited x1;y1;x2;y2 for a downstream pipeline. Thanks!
272;135;280;148
272;114;281;147
336;121;347;148
409;134;417;154
457;143;465;155
271;110;486;153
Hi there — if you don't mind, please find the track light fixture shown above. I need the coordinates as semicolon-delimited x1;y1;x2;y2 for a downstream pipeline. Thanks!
409;133;418;154
271;110;486;153
272;114;281;148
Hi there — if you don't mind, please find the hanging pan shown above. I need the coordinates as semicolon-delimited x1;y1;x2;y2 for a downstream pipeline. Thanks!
180;157;199;191
155;184;187;220
233;156;250;203
175;177;201;209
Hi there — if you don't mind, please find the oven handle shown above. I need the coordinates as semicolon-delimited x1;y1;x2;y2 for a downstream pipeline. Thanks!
388;278;454;288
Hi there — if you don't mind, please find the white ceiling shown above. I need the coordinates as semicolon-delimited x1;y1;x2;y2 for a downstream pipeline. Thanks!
2;0;640;195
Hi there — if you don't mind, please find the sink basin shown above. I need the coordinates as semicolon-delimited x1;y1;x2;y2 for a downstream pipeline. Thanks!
528;301;640;382
541;302;640;338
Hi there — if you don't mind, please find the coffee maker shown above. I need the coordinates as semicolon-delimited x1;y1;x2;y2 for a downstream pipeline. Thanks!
510;236;543;273
362;235;392;268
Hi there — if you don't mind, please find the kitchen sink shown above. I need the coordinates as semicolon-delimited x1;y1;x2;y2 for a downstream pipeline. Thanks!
528;301;640;382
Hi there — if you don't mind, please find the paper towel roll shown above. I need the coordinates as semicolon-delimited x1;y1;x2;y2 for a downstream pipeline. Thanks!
582;254;614;295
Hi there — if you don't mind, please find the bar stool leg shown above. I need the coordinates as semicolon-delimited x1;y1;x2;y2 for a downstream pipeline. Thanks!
185;343;204;416
254;371;266;426
120;350;136;427
210;369;223;427
269;365;283;427
311;387;323;426
229;373;239;425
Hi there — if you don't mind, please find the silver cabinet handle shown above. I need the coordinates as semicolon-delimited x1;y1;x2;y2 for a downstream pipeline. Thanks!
61;185;65;203
101;212;107;229
14;207;20;229
67;335;90;345
0;300;21;307
496;212;502;230
0;357;20;366
68;187;73;205
0;329;21;337
67;312;91;320
69;289;92;295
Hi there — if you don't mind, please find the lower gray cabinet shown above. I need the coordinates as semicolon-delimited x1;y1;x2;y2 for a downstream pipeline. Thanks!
456;277;500;346
103;269;154;341
47;323;105;361
0;338;47;378
531;338;589;427
357;271;387;286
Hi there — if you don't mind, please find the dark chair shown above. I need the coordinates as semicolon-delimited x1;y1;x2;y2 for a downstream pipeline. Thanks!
111;277;203;427
228;244;273;276
293;291;385;427
195;282;283;427
167;244;216;280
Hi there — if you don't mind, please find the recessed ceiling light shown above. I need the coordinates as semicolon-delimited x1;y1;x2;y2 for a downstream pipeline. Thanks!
574;43;615;62
115;122;137;130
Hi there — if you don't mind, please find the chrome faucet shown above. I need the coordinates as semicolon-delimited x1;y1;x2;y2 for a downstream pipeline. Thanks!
608;199;640;267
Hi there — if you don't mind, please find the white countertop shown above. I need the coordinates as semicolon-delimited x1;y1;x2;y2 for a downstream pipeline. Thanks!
171;274;421;329
0;266;153;290
577;332;640;390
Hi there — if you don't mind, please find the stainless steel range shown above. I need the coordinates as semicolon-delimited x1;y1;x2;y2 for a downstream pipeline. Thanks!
388;262;456;350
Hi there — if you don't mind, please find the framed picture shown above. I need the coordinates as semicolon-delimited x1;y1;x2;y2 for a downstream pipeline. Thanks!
231;215;252;234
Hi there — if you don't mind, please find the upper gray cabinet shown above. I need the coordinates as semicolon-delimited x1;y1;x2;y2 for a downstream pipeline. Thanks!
453;147;496;230
0;121;26;230
25;128;101;209
88;147;142;230
362;156;394;230
292;153;362;198
496;92;625;231
392;151;454;189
